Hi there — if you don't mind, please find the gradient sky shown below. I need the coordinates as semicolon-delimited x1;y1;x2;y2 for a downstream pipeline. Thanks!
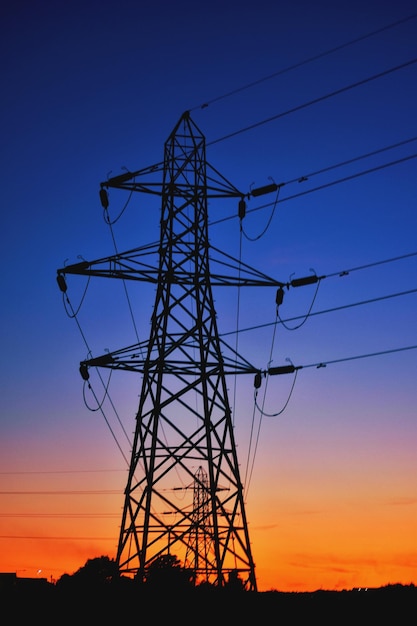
1;0;416;591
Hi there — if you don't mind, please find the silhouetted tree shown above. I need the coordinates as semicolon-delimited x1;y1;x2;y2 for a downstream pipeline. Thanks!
145;554;194;590
226;569;245;592
56;555;118;589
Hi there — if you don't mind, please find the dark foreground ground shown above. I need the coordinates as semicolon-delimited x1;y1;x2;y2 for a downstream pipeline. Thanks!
2;583;415;622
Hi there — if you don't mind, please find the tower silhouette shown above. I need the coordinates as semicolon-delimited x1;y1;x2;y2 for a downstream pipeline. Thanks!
57;112;284;590
184;466;212;578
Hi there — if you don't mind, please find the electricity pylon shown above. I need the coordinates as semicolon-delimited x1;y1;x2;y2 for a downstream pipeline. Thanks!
184;466;213;580
57;111;285;591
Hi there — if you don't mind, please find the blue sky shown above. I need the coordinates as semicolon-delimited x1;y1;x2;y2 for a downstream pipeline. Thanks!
0;0;416;590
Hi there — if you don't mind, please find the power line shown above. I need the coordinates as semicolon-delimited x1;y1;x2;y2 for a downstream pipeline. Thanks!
284;136;417;186
274;153;417;204
191;13;417;112
0;513;119;518
0;490;121;495
0;469;124;475
221;287;417;338
0;535;116;541
60;289;132;463
210;151;417;226
207;58;417;146
325;251;417;279
300;344;417;370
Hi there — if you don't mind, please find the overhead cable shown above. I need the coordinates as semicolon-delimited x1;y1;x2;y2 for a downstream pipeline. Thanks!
210;152;417;226
221;286;417;338
325;251;417;278
301;344;417;370
191;13;417;112
208;58;417;146
259;344;417;377
284;136;417;186
58;282;132;459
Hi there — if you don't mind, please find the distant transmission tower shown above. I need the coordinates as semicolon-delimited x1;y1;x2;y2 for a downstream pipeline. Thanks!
57;112;285;590
184;466;213;581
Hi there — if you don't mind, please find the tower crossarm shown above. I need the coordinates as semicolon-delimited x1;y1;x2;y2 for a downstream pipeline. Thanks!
100;148;243;201
81;337;259;378
57;243;286;288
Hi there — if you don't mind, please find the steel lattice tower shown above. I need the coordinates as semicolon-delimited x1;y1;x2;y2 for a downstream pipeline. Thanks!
184;466;213;579
116;111;256;589
57;112;285;590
